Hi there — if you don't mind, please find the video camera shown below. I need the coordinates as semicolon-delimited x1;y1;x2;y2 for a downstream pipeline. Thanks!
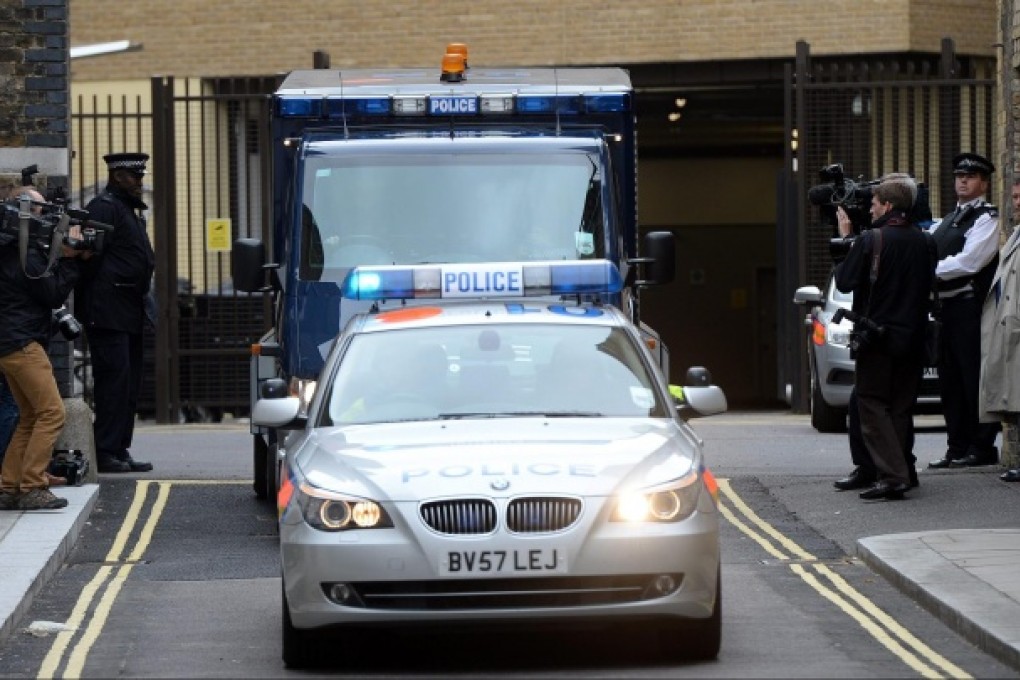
808;163;932;261
48;449;89;486
2;166;113;274
832;307;886;358
808;164;879;236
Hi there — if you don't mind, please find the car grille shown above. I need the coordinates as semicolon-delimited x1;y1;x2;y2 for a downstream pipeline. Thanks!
331;574;682;610
506;497;582;533
419;497;583;535
420;499;497;535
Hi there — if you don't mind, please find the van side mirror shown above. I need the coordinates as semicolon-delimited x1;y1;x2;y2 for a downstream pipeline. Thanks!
631;231;675;286
232;238;268;293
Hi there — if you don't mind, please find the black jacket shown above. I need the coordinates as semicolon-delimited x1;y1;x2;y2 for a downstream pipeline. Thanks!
834;211;933;357
0;245;81;357
76;186;155;334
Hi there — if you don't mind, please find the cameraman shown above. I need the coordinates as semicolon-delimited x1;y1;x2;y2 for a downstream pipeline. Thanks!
0;187;90;511
833;176;934;500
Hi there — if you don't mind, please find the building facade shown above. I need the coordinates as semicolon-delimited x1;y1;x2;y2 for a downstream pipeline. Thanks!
59;0;1001;411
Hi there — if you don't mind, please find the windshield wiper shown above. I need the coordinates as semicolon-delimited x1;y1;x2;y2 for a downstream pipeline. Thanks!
438;410;604;419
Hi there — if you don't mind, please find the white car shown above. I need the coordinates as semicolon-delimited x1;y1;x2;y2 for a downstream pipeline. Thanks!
793;274;941;433
252;260;728;668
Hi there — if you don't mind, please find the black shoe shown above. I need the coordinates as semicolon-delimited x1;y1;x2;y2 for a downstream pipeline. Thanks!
97;456;131;473
909;467;919;488
950;452;998;468
123;455;153;472
1000;468;1020;482
928;456;959;469
834;467;876;491
859;481;910;500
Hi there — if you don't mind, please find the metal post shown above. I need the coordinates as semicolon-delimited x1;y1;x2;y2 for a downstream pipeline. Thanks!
151;76;181;424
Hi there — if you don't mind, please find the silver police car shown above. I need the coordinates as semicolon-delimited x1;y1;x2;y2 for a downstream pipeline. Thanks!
794;274;940;433
253;260;728;668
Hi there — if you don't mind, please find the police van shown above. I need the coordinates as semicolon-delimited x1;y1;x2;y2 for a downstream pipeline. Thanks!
233;45;677;500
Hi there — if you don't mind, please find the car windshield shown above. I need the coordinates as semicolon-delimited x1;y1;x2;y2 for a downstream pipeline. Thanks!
321;323;667;426
298;144;607;282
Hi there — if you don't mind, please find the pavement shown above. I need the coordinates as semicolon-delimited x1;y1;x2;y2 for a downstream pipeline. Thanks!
0;484;100;643
0;477;1019;672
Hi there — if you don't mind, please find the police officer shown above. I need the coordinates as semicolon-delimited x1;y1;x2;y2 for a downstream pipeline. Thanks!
928;153;1003;469
77;153;156;473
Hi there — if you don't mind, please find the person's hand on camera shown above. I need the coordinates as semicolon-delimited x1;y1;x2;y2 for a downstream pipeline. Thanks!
836;206;853;238
61;226;94;259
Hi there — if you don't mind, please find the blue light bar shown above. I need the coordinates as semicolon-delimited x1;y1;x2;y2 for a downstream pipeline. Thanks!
584;93;631;113
278;97;321;117
515;95;583;115
325;97;392;118
341;260;622;300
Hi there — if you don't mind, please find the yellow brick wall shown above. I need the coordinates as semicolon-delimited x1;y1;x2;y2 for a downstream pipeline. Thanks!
68;0;996;82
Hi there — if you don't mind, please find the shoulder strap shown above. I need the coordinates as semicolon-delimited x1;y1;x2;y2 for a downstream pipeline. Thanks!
869;227;882;284
924;231;942;316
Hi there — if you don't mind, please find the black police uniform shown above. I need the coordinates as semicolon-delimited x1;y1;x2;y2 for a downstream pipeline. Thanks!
834;210;933;496
76;153;156;472
928;153;1002;468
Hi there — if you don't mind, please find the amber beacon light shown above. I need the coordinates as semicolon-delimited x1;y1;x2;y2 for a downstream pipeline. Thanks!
440;43;468;82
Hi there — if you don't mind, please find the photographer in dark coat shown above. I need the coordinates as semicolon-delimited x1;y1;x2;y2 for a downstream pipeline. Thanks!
76;153;155;473
0;188;87;510
833;176;934;500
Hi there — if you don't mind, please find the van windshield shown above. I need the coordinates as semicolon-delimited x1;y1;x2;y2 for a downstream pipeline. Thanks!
298;143;609;281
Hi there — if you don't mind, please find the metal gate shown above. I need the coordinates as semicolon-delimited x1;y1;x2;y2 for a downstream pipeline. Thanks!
777;38;996;413
71;76;278;423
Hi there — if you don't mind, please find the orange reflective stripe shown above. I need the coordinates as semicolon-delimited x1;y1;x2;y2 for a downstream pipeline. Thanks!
278;474;294;518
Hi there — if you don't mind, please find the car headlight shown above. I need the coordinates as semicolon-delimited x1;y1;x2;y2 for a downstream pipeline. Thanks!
612;472;701;523
295;482;393;532
827;319;851;347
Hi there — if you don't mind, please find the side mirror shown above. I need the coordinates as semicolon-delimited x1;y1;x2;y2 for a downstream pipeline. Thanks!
681;385;728;418
259;377;288;399
252;396;305;429
637;230;676;285
672;366;728;419
232;238;268;293
252;377;306;429
793;285;824;306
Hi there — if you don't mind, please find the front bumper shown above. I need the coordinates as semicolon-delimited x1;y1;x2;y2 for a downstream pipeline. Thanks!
282;498;720;630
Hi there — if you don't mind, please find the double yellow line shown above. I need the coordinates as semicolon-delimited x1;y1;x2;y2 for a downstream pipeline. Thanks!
717;478;970;679
36;480;246;679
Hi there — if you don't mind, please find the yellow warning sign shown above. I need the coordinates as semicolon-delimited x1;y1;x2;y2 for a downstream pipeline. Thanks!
206;218;232;252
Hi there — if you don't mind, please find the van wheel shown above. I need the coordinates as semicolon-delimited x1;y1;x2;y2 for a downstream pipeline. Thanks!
253;435;268;499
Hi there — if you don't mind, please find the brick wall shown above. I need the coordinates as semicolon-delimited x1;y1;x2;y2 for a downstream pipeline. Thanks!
0;0;69;152
66;0;997;82
0;0;74;398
